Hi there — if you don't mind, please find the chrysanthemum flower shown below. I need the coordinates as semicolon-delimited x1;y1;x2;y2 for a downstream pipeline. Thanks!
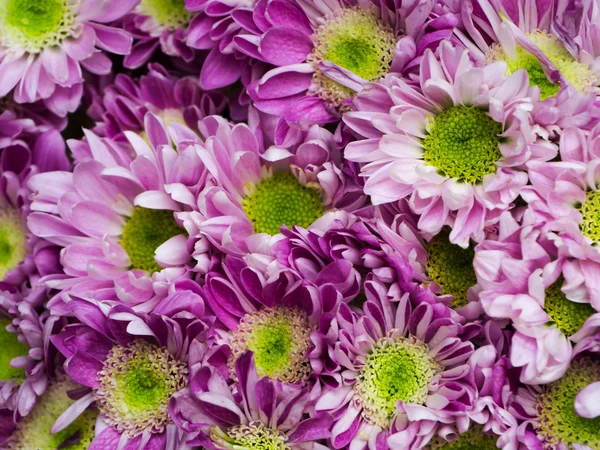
241;0;457;134
51;296;215;449
447;0;600;135
203;255;344;388
122;0;201;69
475;211;600;384
345;41;556;247
508;356;600;449
86;63;226;139
0;0;138;116
0;291;63;421
170;351;333;449
3;376;98;450
316;281;479;449
180;117;365;261
0;110;68;296
27;113;204;311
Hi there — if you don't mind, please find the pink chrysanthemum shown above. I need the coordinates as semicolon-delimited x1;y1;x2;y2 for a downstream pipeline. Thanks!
0;0;138;116
344;41;556;247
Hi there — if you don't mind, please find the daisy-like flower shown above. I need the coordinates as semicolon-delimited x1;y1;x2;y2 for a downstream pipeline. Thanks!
344;41;556;247
51;296;215;449
170;351;333;449
447;0;600;135
316;279;479;449
3;376;98;450
0;0;138;116
0;290;64;421
87;63;226;139
122;0;200;69
0;110;68;297
27;113;204;312
241;0;457;136
508;355;600;449
475;211;600;384
204;255;344;387
180;117;365;262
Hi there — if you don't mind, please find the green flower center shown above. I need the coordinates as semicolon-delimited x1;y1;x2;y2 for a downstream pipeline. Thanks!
490;31;596;100
426;425;498;450
0;0;74;54
578;190;600;244
544;278;595;337
138;0;190;29
229;307;313;384
95;340;188;437
120;207;185;274
426;230;477;309
310;7;396;108
0;208;27;280
241;172;324;236
6;379;98;450
0;318;28;381
536;358;600;449
422;106;503;184
354;336;439;428
210;423;290;450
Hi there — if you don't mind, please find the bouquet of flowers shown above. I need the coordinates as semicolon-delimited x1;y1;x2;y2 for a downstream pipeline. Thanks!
1;0;599;448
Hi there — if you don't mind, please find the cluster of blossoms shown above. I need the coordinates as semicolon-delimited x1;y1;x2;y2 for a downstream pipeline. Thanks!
1;0;600;449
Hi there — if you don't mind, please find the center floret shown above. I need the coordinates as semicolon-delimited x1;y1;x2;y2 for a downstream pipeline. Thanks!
422;106;503;184
489;31;596;100
210;423;290;450
426;425;498;450
138;0;190;29
6;378;98;450
354;336;439;428
120;207;185;273
0;208;27;280
241;172;324;236
578;190;600;244
95;340;188;437
0;0;74;53
536;358;600;449
0;317;28;381
544;278;595;337
310;7;396;107
426;230;477;309
229;307;313;384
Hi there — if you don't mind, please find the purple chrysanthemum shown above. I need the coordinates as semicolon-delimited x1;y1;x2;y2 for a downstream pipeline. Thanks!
179;116;365;262
0;290;63;422
344;41;557;247
27;113;205;312
315;277;479;449
475;211;600;384
86;63;226;140
0;0;138;116
170;351;333;449
51;295;217;450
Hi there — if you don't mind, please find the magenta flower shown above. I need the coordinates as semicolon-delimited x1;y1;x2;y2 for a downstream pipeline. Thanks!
170;352;333;449
0;0;138;116
179;116;365;263
27;113;204;312
0;290;64;423
315;278;479;449
50;295;216;450
475;211;600;384
122;0;201;69
239;0;456;139
344;41;556;247
86;63;226;139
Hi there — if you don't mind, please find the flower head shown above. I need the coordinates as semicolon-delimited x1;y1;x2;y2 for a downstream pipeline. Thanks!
0;0;138;116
